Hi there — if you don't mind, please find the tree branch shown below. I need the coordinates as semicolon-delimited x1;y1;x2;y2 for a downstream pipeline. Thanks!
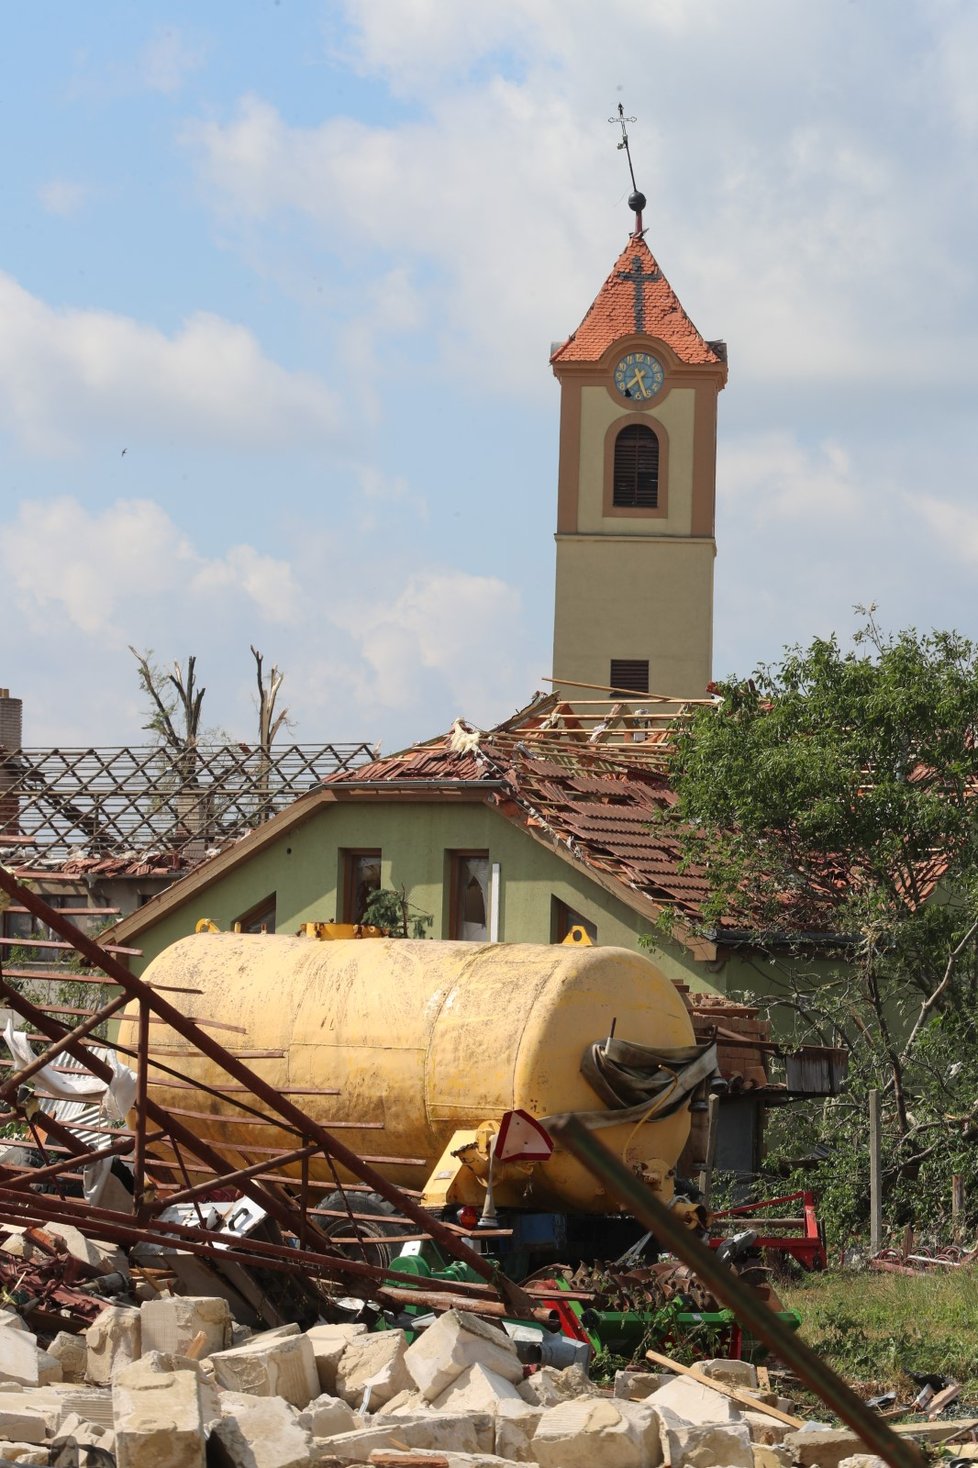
903;913;978;1059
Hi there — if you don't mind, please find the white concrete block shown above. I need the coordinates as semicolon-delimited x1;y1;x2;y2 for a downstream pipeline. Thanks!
0;1399;49;1444
141;1295;231;1357
209;1330;319;1408
334;1329;412;1409
533;1396;663;1468
375;1387;428;1415
211;1393;313;1468
0;1328;38;1390
517;1363;597;1407
45;1332;85;1385
753;1448;795;1468
784;1427;866;1468
404;1309;521;1403
85;1305;141;1385
742;1409;792;1445
494;1398;542;1461
113;1367;205;1468
304;1321;367;1394
431;1363;526;1415
699;1357;759;1389
0;1443;46;1464
36;1351;61;1385
49;1224;128;1278
50;1411;116;1455
322;1411;494;1461
297;1390;357;1437
614;1369;671;1400
55;1387;116;1428
652;1371;743;1423
656;1402;754;1468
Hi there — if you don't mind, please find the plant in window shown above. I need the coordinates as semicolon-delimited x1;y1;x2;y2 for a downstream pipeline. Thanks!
362;886;433;939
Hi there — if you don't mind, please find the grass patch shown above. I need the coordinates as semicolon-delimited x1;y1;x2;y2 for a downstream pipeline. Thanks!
780;1268;978;1397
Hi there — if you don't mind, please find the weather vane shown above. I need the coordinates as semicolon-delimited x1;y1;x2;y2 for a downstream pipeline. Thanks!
609;102;647;236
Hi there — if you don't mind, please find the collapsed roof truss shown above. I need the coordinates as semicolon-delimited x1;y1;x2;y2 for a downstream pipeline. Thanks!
0;741;376;863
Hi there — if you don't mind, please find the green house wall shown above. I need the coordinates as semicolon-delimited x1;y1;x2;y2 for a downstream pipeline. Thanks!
127;798;752;996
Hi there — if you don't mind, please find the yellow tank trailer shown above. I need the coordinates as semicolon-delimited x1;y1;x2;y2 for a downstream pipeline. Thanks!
124;933;708;1232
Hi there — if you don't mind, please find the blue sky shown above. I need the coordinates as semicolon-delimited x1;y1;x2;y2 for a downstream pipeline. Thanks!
4;2;978;750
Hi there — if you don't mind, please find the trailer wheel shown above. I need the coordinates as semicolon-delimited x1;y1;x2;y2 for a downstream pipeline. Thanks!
315;1190;403;1271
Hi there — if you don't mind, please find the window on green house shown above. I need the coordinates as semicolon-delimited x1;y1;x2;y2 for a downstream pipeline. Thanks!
343;851;382;923
449;852;489;941
235;894;277;934
551;896;597;945
1;891;88;949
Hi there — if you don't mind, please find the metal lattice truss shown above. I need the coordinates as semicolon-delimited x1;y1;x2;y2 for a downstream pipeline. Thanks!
0;869;541;1326
0;742;376;861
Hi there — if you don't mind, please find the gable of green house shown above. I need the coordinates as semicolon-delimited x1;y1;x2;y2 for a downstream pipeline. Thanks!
121;795;728;998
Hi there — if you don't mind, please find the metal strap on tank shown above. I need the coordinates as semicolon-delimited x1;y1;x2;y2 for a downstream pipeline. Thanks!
540;1037;718;1130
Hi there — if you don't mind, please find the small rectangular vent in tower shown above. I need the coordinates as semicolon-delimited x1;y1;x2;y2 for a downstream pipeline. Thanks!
610;660;650;694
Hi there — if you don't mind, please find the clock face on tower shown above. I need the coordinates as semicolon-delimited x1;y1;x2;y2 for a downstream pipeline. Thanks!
613;351;665;403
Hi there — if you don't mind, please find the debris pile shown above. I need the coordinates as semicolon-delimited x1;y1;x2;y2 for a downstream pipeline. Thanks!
0;1293;912;1468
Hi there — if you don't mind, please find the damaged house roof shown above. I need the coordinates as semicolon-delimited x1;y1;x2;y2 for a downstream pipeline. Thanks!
106;690;799;959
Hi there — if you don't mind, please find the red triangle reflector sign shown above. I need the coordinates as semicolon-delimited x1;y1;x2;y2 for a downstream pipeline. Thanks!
494;1109;554;1163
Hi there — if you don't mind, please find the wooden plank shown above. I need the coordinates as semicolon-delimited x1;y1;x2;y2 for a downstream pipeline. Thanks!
644;1349;804;1428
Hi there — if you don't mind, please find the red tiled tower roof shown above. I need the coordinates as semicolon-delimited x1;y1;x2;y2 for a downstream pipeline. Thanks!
551;235;723;367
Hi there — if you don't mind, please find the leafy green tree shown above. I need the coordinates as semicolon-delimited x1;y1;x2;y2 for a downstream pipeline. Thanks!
658;612;978;1238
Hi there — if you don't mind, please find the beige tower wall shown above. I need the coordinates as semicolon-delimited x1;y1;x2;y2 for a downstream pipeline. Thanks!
577;384;696;536
553;534;715;700
550;325;723;697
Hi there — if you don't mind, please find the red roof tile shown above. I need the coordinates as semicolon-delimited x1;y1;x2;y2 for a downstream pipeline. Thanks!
552;235;723;367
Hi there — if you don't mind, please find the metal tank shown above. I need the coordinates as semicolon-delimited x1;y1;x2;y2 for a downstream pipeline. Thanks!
125;933;697;1214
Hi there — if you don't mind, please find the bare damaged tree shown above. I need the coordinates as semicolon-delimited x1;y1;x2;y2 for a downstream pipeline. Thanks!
130;648;207;843
251;646;290;820
129;648;206;757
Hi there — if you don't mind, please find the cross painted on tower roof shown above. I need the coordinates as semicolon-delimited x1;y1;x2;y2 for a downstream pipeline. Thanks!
616;254;662;333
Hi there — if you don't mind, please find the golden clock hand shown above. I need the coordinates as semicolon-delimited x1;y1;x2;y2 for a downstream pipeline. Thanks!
628;371;648;398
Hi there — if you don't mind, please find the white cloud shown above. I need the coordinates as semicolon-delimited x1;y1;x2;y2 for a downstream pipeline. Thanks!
330;568;532;725
187;3;978;400
1;495;538;748
916;495;978;567
190;545;301;626
37;180;89;217
720;432;864;523
139;28;205;95
184;91;610;393
0;272;338;454
1;497;299;640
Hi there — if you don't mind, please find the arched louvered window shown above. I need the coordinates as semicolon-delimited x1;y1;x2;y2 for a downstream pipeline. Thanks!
613;423;659;508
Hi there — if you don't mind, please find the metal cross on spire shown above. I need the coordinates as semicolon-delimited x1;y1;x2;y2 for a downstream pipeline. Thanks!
616;253;662;333
609;102;647;236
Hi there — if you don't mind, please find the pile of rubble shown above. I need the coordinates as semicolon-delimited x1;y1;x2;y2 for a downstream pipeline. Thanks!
0;1293;900;1468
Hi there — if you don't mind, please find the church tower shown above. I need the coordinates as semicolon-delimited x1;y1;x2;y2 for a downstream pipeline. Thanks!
550;191;727;700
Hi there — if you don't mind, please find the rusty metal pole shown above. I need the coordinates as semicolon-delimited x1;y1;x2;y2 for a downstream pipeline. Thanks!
550;1115;923;1468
